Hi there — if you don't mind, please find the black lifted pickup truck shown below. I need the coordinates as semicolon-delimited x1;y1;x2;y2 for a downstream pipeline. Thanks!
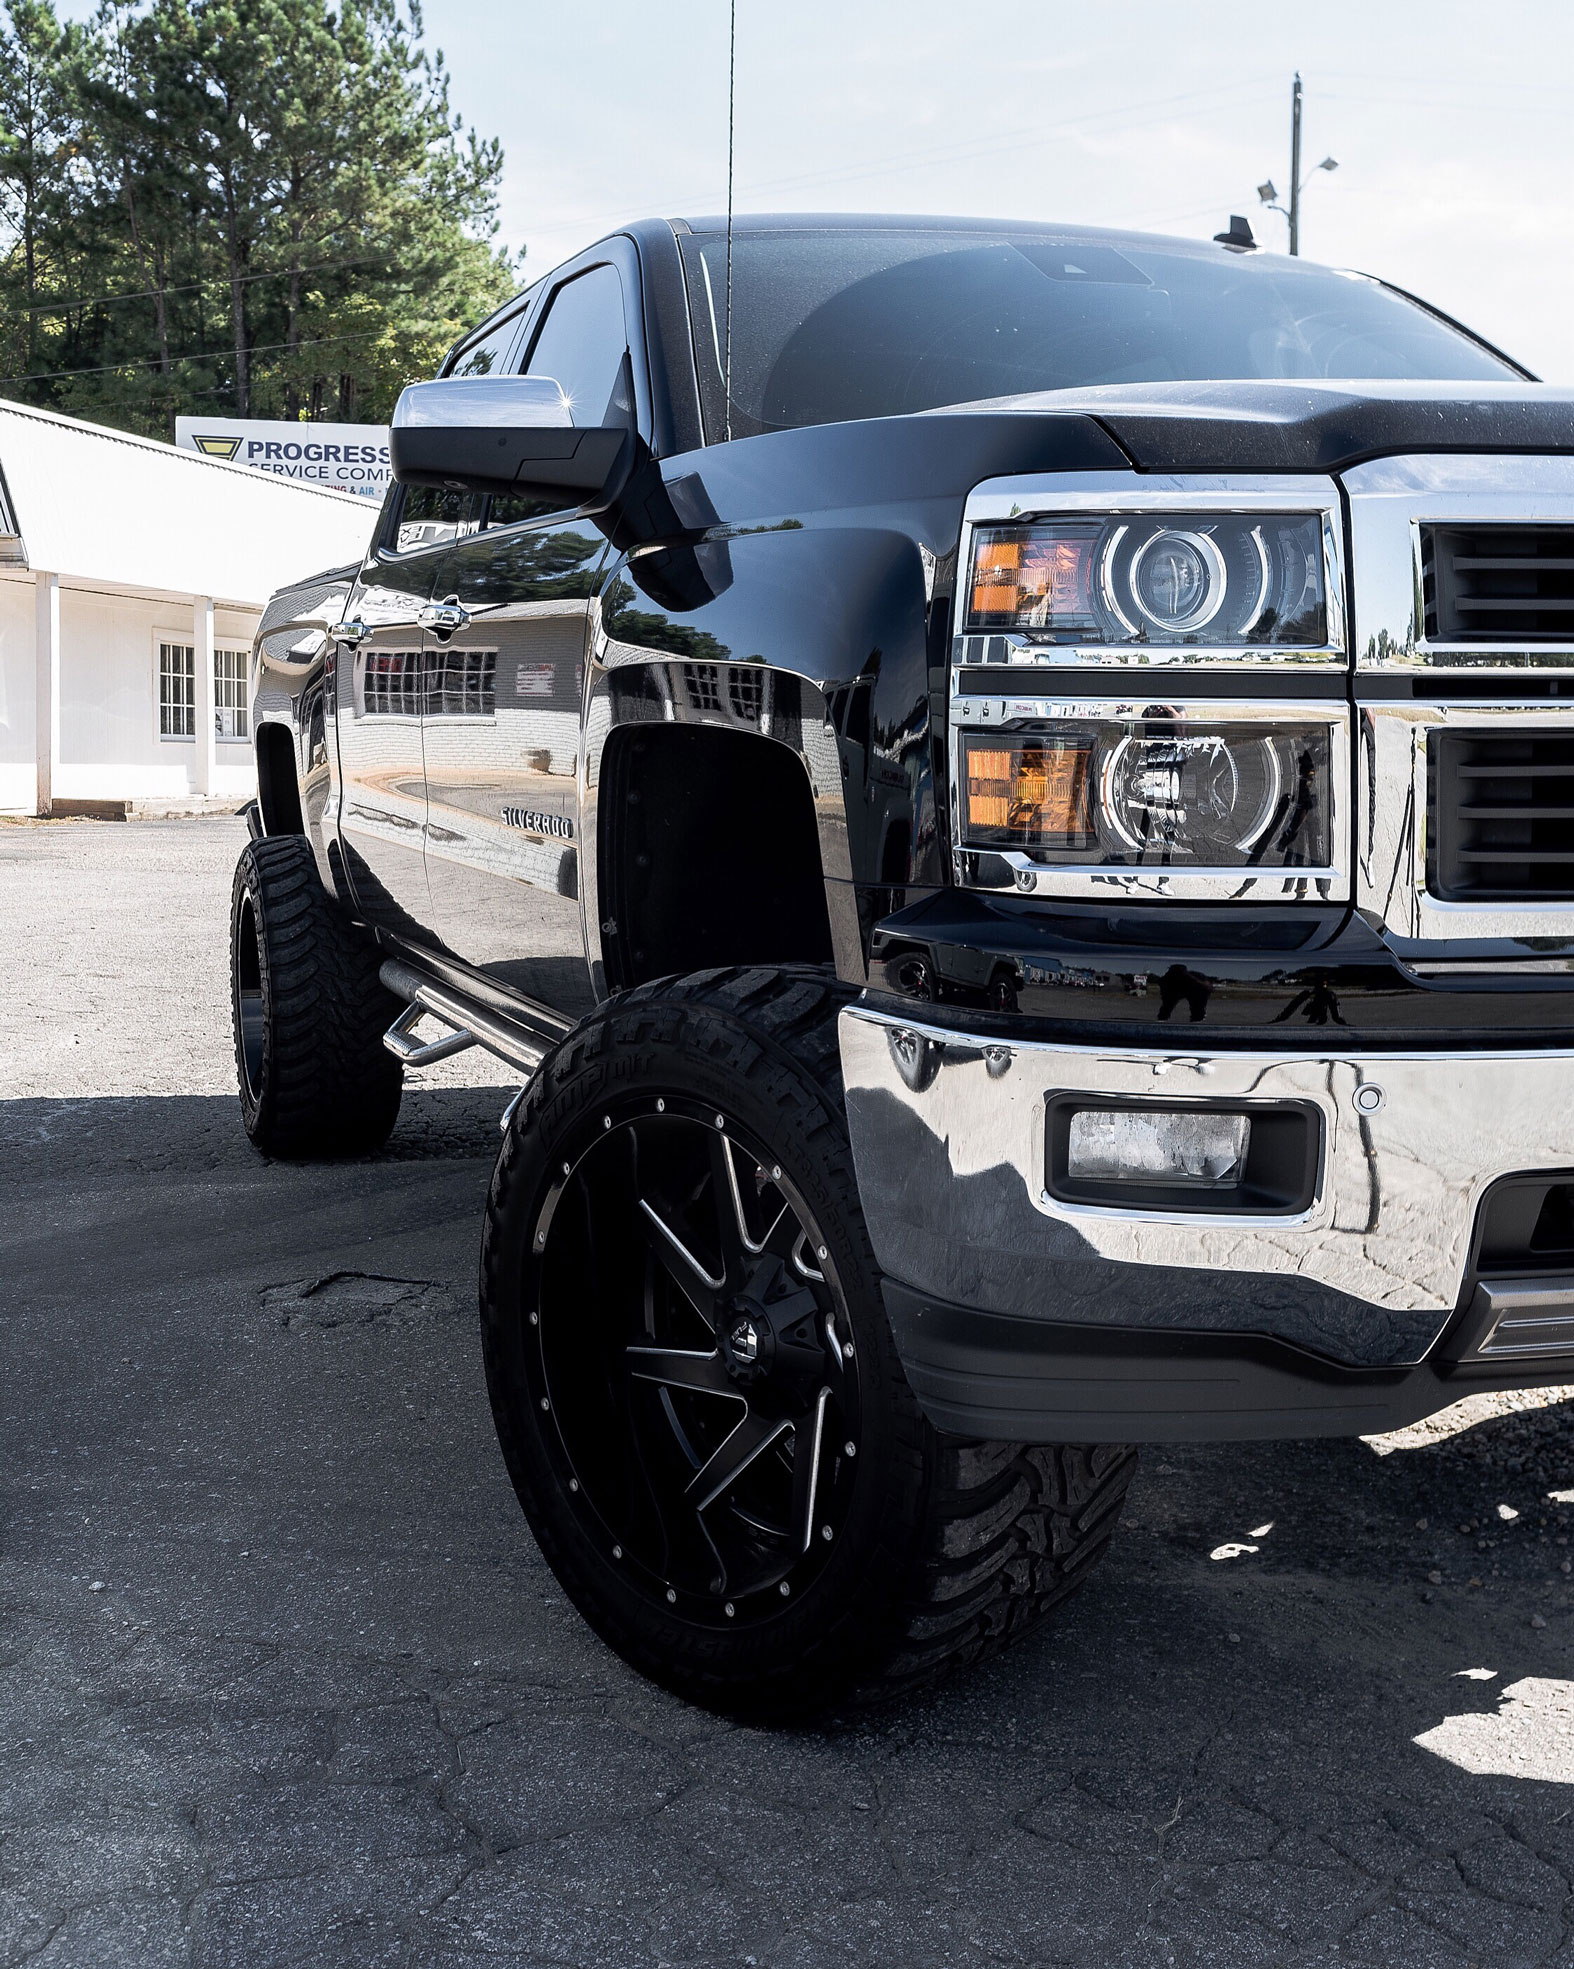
235;212;1574;1715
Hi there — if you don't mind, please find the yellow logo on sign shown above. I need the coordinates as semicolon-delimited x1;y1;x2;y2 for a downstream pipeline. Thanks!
192;434;242;460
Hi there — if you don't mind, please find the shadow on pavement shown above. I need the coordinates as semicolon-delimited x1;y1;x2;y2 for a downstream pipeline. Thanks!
6;1085;1574;1963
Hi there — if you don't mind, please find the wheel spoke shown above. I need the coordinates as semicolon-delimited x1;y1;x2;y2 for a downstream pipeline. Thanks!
686;1406;791;1510
791;1386;831;1554
788;1226;825;1279
626;1344;738;1399
719;1135;762;1254
637;1196;723;1327
579;1163;678;1580
705;1131;754;1286
819;1310;850;1396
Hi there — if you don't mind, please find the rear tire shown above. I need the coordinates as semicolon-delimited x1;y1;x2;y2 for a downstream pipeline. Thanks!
230;835;403;1158
479;965;1134;1717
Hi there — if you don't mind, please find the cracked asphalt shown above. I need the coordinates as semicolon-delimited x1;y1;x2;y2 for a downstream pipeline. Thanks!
8;817;1574;1967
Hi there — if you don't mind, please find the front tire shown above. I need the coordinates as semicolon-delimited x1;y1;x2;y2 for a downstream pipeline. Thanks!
230;834;403;1158
480;967;1135;1717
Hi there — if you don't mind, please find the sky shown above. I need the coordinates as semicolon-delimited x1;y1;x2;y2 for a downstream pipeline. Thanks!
411;0;1574;382
48;0;1574;381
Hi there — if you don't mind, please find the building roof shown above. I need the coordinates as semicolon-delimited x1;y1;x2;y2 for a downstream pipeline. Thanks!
0;397;375;608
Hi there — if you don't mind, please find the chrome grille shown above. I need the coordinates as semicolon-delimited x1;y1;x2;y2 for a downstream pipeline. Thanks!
1431;729;1574;900
1423;524;1574;641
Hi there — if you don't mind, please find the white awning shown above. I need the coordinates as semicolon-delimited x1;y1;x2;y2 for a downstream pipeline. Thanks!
0;396;376;606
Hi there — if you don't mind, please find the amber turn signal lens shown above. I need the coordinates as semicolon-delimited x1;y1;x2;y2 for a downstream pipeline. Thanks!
969;526;1099;631
970;536;1023;618
962;737;1094;846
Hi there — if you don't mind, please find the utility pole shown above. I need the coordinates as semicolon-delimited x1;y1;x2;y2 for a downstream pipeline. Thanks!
1255;76;1336;254
1288;72;1303;256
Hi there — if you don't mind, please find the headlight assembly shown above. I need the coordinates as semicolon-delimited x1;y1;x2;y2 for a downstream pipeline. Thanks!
960;715;1334;872
966;514;1328;647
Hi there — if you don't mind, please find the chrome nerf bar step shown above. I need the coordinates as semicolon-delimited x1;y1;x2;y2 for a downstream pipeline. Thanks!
383;998;477;1068
378;958;561;1078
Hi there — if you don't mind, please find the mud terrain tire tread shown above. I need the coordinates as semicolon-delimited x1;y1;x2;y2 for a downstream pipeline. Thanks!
231;834;402;1158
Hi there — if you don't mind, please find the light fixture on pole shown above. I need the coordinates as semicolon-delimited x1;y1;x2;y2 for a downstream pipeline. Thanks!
1255;75;1337;255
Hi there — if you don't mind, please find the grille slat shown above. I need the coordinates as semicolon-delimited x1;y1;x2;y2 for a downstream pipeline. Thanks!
1431;730;1574;899
1459;806;1574;820
1458;849;1574;864
1423;525;1574;642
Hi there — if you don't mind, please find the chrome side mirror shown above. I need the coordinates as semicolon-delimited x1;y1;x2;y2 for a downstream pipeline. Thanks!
389;374;633;511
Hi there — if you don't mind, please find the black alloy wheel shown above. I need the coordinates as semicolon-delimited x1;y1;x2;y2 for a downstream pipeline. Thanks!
481;968;1137;1718
526;1096;861;1619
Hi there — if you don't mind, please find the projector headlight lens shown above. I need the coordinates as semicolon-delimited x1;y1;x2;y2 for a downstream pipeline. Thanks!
966;514;1327;646
961;718;1332;869
1128;528;1226;633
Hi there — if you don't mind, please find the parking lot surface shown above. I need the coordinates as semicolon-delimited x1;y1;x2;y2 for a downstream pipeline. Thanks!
7;816;1574;1967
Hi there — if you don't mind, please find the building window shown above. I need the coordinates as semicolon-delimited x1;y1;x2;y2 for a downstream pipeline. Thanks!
359;648;425;718
681;662;722;712
428;647;496;718
160;642;195;738
215;648;250;740
357;646;496;719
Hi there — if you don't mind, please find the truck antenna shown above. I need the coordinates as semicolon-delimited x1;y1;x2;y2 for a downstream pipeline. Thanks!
724;0;736;442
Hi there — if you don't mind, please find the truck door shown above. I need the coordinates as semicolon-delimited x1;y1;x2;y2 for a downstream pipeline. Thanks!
331;298;533;943
418;261;632;1021
332;496;461;941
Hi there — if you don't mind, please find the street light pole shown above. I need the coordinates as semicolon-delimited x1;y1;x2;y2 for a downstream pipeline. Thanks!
1288;72;1303;256
1255;77;1335;255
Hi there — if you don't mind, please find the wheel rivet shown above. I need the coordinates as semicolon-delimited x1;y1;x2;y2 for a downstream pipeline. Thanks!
656;1098;665;1113
602;1114;611;1130
724;1601;735;1617
844;1441;857;1458
818;1246;828;1260
821;1524;833;1541
612;1545;623;1560
540;1398;550;1412
529;1312;538;1326
535;1233;545;1249
562;1160;571;1175
714;1114;725;1129
842;1342;853;1360
772;1165;782;1180
779;1581;790;1597
569;1478;579;1492
666;1588;676;1604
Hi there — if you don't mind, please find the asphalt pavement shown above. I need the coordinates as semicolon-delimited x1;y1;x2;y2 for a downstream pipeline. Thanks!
7;816;1574;1967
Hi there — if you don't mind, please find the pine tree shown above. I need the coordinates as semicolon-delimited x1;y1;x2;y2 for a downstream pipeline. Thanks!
0;0;520;435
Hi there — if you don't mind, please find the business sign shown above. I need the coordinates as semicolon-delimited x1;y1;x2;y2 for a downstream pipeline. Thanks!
175;417;390;499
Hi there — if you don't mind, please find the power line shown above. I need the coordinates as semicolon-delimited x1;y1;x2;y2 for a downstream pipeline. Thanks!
0;254;388;323
517;72;1283;247
0;322;393;387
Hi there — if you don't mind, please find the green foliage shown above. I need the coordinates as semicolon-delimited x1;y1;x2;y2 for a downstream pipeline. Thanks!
0;0;521;436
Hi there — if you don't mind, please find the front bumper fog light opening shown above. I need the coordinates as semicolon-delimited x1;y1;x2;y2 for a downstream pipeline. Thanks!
1045;1095;1320;1216
1067;1108;1249;1190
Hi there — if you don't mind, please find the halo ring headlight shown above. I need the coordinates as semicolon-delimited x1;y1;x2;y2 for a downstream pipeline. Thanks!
1128;528;1227;634
965;512;1327;647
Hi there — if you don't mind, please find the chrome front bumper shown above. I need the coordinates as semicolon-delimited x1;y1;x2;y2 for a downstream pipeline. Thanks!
839;1006;1574;1370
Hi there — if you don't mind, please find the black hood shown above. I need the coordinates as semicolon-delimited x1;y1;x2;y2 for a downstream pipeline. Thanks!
946;380;1574;475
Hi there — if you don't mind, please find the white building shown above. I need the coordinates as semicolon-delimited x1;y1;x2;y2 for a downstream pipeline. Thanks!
0;398;376;815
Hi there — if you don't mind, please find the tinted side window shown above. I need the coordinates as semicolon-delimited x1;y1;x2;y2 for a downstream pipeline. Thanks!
481;264;633;531
522;264;630;426
447;309;524;378
392;487;480;553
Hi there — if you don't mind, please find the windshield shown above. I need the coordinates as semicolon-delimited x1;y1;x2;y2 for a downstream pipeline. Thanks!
677;226;1519;441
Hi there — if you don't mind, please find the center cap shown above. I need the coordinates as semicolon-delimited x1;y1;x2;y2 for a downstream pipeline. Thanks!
729;1317;760;1363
